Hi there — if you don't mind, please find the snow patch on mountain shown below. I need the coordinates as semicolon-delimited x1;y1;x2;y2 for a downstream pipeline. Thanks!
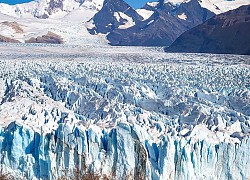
147;2;159;7
136;9;154;21
177;12;187;20
164;0;191;5
147;0;250;14
114;12;136;29
199;0;250;14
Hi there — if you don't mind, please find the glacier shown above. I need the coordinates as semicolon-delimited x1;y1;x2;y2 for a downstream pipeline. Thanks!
0;44;249;179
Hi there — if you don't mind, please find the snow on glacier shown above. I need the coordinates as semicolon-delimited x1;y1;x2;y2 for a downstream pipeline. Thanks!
0;44;249;179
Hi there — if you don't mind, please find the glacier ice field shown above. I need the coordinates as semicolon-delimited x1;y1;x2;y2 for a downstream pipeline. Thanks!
0;44;249;179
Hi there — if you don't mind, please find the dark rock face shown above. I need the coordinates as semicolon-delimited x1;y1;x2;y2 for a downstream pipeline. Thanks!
34;0;85;19
88;0;214;46
25;32;63;44
88;0;143;34
1;21;24;33
48;0;64;15
165;5;250;55
35;13;49;19
0;35;20;43
33;0;64;19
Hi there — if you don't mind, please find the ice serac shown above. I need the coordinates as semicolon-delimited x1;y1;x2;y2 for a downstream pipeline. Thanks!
0;45;250;179
1;123;250;179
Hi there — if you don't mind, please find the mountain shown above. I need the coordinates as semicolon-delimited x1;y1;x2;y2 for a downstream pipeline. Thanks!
88;0;215;46
0;0;108;46
0;0;104;19
165;5;250;55
88;0;250;46
0;0;249;46
87;0;143;34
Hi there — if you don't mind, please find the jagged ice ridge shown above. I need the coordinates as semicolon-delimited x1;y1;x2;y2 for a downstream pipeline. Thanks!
0;44;249;179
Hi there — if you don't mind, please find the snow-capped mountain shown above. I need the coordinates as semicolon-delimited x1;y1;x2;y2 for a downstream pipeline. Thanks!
0;0;104;19
0;0;249;46
89;0;215;46
87;0;143;34
87;0;250;46
0;0;108;45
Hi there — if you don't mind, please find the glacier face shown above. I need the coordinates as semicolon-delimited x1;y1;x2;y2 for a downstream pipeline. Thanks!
0;44;250;179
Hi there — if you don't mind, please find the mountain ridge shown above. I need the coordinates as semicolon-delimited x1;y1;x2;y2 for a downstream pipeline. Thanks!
165;4;250;55
0;0;104;19
0;0;249;47
88;0;215;46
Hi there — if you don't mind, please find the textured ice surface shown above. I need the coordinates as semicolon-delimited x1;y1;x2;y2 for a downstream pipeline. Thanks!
0;44;250;179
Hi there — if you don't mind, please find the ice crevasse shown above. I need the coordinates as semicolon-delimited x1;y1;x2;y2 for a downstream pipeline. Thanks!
0;49;249;179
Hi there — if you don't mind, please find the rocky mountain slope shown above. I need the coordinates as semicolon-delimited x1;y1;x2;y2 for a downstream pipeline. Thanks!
165;5;250;55
87;0;143;34
88;0;250;46
0;44;250;179
88;0;215;46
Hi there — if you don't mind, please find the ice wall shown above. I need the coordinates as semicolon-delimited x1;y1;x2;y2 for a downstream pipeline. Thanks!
0;122;249;179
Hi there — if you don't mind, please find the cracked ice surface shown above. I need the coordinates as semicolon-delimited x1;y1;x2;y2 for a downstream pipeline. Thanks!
0;44;250;179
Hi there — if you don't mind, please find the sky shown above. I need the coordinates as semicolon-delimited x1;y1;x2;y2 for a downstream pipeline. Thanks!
0;0;150;8
124;0;149;8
